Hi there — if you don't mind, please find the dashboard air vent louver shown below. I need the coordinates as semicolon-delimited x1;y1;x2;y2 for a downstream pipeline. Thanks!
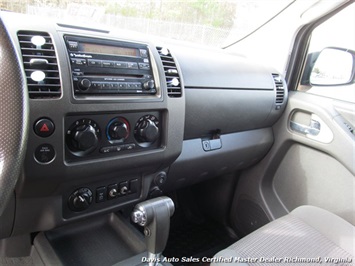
344;122;354;135
17;31;61;99
272;74;285;104
156;47;182;97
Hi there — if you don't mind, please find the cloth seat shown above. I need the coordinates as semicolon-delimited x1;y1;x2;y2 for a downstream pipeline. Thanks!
212;205;355;265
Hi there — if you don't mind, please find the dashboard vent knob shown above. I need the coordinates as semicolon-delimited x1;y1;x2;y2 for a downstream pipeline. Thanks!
17;31;61;99
156;47;182;98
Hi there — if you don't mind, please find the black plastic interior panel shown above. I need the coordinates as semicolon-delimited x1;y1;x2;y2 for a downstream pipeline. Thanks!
166;128;273;191
43;213;145;266
172;45;275;90
0;194;15;239
184;89;280;140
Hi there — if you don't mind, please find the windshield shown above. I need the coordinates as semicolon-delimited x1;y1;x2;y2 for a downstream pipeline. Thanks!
1;0;293;48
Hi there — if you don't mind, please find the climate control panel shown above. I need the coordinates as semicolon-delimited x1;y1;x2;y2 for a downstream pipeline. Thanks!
65;111;161;162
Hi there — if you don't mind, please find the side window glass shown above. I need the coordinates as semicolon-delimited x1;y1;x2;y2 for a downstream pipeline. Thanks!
299;3;355;103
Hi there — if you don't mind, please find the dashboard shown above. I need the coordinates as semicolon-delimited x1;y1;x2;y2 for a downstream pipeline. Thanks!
0;11;287;237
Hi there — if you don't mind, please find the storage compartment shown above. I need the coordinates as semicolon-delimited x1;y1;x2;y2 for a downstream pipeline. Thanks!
184;89;283;140
166;128;273;191
34;213;145;266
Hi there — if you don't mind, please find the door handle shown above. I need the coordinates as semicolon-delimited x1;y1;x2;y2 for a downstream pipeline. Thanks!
290;119;321;136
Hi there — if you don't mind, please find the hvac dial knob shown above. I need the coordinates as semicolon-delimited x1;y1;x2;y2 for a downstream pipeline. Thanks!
66;119;101;156
135;116;159;143
68;188;93;212
107;117;130;141
73;125;98;152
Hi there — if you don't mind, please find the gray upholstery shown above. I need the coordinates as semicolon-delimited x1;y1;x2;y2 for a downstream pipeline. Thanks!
212;206;355;265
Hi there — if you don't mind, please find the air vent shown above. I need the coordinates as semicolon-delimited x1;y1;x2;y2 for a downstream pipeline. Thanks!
344;122;354;134
17;31;61;99
272;74;285;104
156;47;182;97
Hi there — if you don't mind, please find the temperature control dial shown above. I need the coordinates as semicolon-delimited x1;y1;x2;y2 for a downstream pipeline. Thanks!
134;115;160;146
107;117;130;142
66;118;101;156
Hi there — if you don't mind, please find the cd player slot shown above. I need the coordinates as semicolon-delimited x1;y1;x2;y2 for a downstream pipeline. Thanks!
83;74;145;79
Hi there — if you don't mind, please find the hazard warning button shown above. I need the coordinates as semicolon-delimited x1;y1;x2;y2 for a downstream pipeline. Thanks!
34;118;55;137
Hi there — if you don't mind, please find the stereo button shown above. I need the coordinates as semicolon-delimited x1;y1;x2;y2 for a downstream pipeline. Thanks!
127;62;138;69
102;61;115;68
72;59;87;66
127;83;134;89
139;63;150;70
140;49;148;57
88;59;102;67
68;41;78;50
115;61;127;68
118;83;127;89
92;82;102;89
102;83;111;89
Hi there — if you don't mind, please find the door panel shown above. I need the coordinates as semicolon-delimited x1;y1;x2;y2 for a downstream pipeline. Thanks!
230;91;354;236
230;2;354;236
271;91;355;224
273;144;354;224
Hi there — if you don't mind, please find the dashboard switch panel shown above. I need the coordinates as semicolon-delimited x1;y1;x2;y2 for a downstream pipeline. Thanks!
63;177;142;218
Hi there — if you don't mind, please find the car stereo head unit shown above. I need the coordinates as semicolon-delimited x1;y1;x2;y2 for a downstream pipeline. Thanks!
64;35;157;97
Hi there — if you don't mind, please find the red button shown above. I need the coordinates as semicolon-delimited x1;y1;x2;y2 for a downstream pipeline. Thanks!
34;118;55;137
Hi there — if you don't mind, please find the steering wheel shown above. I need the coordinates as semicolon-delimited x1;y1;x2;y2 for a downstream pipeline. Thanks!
0;17;29;215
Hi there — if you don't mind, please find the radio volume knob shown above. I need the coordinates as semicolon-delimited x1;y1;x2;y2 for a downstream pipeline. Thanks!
143;80;155;90
79;78;91;90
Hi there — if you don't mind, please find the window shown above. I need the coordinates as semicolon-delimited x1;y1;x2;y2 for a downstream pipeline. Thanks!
299;3;355;103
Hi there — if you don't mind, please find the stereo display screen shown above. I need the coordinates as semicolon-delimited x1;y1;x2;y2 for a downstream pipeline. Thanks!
81;42;138;57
